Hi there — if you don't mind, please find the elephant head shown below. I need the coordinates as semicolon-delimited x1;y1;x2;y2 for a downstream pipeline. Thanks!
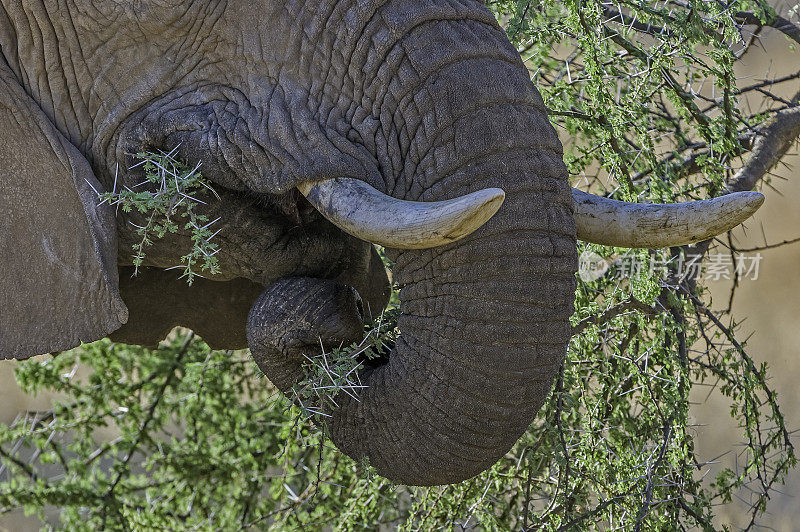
0;0;762;485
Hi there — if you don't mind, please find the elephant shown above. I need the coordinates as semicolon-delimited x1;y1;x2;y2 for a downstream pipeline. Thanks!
0;0;763;486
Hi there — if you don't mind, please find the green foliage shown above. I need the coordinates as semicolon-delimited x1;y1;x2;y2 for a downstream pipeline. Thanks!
1;314;789;529
99;148;221;285
484;0;797;528
491;0;779;200
288;306;399;424
1;1;797;529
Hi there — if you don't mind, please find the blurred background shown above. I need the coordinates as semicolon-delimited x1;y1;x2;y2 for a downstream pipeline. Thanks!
1;11;799;532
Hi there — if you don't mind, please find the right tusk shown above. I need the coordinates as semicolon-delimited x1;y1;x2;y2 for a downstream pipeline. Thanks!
573;189;765;248
298;178;505;249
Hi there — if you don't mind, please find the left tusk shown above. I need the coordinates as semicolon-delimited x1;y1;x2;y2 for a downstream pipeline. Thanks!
573;189;765;248
298;178;505;250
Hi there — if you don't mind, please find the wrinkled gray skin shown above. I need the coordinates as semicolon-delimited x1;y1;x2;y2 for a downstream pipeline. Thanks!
0;0;576;485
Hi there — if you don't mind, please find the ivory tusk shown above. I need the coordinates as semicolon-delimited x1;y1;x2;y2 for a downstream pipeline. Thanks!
573;189;765;248
298;178;505;250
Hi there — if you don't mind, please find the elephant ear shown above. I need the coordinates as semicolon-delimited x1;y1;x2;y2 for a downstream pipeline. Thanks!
0;60;127;359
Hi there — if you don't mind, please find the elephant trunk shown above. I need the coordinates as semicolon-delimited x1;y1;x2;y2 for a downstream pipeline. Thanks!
330;168;576;485
248;8;576;485
325;22;577;484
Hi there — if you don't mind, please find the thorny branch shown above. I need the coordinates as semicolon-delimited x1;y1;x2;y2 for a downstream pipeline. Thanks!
99;333;194;527
684;93;800;268
533;1;800;526
572;298;657;335
735;10;800;45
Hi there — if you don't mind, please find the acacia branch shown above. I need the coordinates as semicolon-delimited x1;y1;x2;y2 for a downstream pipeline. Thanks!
725;105;800;193
682;99;800;267
0;446;37;482
572;298;656;335
601;7;672;38
99;333;194;527
733;236;800;253
735;11;800;45
688;294;793;451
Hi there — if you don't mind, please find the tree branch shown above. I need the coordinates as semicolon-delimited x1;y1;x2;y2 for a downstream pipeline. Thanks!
683;98;800;267
733;235;800;253
735;11;800;45
725;105;800;193
572;298;656;335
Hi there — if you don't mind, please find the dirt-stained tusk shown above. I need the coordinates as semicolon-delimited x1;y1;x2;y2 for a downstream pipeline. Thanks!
297;178;505;249
573;189;765;248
